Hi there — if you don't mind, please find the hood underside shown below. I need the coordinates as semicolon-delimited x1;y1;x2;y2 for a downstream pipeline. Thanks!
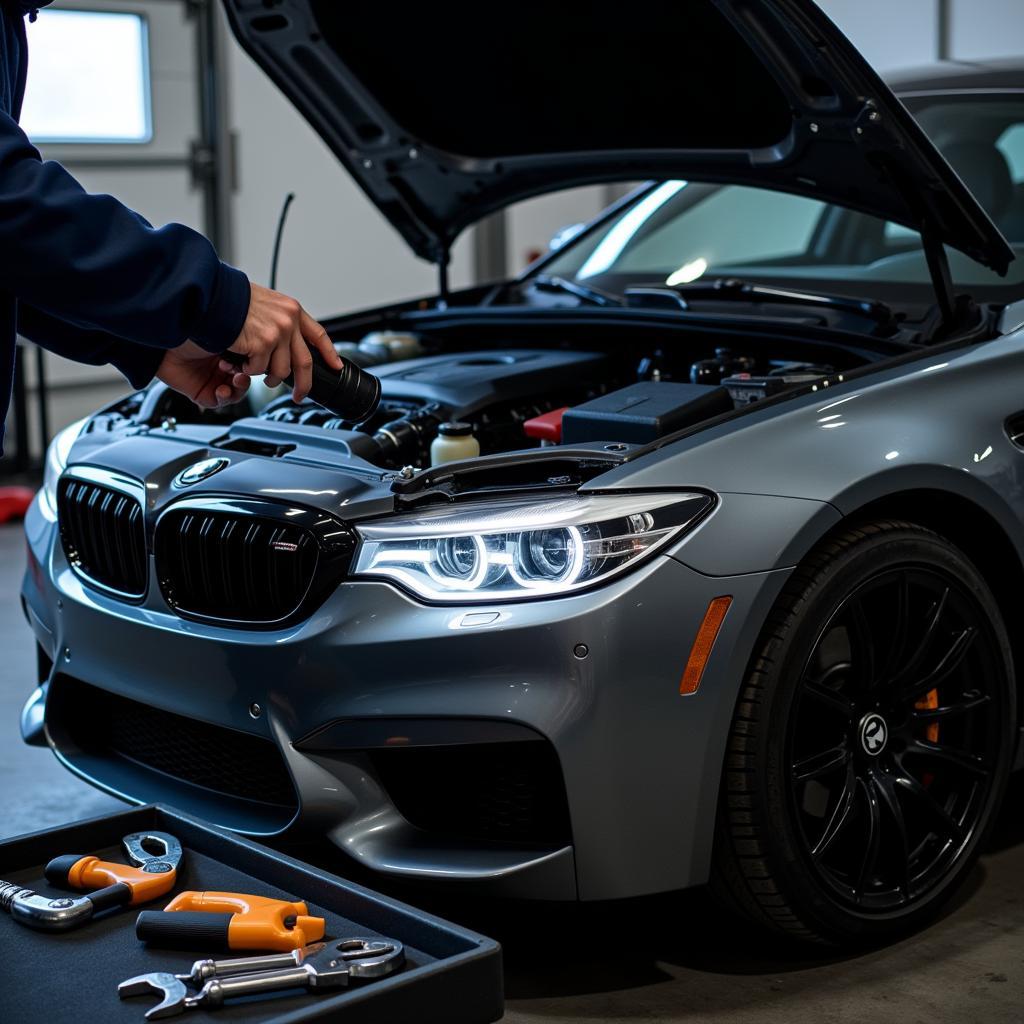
223;0;1013;274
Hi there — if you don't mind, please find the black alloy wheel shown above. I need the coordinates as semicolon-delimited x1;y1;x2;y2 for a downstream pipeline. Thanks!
713;521;1014;944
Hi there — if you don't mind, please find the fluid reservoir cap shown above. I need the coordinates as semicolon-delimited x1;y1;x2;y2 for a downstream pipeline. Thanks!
438;421;473;437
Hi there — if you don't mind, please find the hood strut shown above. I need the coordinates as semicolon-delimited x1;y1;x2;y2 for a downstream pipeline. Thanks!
436;244;451;309
921;221;957;330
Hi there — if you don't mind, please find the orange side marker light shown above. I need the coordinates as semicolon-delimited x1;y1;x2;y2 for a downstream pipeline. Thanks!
680;596;733;695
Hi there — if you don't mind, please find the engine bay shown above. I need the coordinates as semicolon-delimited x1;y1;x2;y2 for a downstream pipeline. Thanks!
101;321;873;472
250;330;840;469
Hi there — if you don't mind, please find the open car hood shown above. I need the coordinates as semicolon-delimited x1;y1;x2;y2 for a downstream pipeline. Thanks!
223;0;1013;274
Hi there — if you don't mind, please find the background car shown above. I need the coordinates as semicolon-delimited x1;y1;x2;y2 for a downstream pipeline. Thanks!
19;1;1024;944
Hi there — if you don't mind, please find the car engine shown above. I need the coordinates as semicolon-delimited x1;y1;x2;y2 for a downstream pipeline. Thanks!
259;346;613;467
103;330;838;471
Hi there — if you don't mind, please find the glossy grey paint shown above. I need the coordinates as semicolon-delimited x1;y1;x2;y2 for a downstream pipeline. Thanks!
22;491;790;899
29;324;1024;900
595;330;1024;571
24;329;1024;901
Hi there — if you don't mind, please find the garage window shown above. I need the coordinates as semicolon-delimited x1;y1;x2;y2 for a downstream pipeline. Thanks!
19;9;152;144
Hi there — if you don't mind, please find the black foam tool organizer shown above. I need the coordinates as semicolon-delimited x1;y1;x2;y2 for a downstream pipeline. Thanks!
0;804;503;1023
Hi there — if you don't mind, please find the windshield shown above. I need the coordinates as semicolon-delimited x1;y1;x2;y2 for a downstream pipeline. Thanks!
534;96;1024;306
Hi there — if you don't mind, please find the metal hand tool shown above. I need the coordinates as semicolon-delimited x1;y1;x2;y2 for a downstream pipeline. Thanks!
0;831;182;932
174;942;326;986
119;936;405;1019
136;890;326;952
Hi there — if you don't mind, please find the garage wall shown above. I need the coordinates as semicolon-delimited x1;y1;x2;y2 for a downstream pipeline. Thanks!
950;0;1024;60
818;0;938;71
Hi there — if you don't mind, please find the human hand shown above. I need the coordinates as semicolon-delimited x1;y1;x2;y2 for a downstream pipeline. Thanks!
219;283;342;403
156;340;251;409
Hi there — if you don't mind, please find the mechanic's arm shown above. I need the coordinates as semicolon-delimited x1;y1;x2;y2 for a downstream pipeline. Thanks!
0;110;341;401
16;303;253;409
17;304;162;387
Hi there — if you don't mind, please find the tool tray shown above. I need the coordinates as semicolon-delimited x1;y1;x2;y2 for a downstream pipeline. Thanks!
0;805;503;1023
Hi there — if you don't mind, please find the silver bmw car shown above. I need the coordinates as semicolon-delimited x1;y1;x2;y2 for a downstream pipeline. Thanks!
20;0;1024;944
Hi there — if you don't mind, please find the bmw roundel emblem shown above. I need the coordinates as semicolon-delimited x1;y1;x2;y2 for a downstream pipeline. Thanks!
173;457;230;488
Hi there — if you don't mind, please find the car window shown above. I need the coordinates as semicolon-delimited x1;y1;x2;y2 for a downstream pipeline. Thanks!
996;123;1024;183
579;186;824;281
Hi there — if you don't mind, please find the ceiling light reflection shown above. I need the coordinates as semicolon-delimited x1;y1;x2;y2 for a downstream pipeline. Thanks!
666;256;708;286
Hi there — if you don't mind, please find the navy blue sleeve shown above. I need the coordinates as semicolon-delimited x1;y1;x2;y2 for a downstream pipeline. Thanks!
16;304;163;389
0;108;250;354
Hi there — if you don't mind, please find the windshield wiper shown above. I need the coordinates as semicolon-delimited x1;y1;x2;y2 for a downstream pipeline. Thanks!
531;274;623;307
626;277;897;330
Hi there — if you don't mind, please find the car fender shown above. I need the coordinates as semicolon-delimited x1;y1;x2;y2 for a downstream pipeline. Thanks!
592;332;1024;574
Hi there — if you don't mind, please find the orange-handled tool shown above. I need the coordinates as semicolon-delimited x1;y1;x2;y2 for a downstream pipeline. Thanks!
136;891;326;953
0;832;182;931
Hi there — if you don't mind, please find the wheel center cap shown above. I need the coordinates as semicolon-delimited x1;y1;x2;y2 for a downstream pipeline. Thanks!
859;713;888;756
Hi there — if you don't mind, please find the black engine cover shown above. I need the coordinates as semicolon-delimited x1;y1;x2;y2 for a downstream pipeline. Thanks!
373;349;607;417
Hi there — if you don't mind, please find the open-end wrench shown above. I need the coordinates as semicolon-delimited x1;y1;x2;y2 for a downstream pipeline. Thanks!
114;944;328;1021
119;937;405;1019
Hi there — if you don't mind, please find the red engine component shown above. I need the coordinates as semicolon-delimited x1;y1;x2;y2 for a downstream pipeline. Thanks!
523;407;568;444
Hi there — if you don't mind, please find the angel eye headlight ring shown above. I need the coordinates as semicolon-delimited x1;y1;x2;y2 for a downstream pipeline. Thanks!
426;535;489;590
353;491;713;603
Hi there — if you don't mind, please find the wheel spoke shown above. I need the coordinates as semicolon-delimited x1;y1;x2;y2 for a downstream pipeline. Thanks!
844;598;877;689
812;762;857;859
877;574;910;685
898;628;978;705
873;771;911;900
891;587;949;688
892;766;965;843
854;777;882;901
803;677;857;720
911;689;991;722
792;744;851;783
905;738;990;777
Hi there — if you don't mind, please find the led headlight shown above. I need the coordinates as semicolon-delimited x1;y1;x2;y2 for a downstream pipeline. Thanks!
353;492;712;602
40;418;87;521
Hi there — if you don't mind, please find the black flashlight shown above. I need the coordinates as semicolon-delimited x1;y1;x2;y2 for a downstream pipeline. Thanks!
223;345;381;423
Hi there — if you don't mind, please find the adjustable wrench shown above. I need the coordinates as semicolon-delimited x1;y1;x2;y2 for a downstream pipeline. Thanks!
0;832;182;931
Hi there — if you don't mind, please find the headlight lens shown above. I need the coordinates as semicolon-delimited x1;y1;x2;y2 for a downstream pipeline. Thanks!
40;418;87;520
353;492;712;601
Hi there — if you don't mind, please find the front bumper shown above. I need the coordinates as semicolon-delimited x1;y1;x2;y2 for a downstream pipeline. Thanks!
22;493;790;901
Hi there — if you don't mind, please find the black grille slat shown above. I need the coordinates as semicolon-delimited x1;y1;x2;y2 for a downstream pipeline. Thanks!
197;515;216;608
219;518;236;610
156;507;325;624
57;478;147;597
111;493;132;587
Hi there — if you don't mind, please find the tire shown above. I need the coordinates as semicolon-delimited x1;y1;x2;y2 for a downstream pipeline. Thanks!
712;520;1015;945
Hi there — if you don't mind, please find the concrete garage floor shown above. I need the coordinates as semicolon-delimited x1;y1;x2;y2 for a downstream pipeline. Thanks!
2;522;1024;1022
